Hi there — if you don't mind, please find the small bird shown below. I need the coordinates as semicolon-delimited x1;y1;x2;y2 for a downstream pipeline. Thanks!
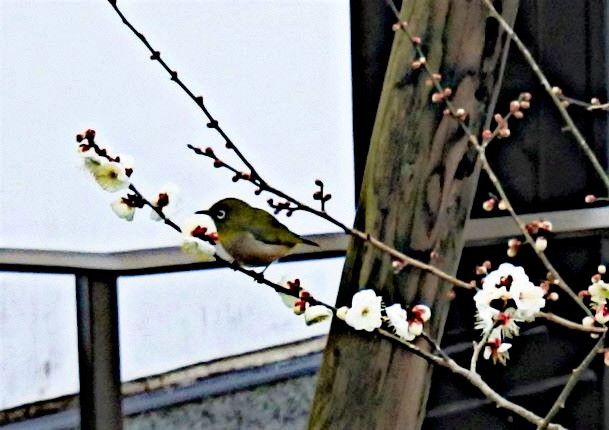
196;198;318;267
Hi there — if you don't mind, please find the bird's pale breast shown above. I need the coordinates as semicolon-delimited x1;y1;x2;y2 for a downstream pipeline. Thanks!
222;232;293;266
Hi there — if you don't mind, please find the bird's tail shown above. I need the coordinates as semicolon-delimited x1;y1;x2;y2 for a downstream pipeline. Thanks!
300;237;320;247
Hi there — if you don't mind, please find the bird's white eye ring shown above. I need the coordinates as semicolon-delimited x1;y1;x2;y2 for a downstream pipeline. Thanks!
216;209;226;220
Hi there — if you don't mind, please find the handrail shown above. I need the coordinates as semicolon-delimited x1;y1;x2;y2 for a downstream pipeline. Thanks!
2;207;609;274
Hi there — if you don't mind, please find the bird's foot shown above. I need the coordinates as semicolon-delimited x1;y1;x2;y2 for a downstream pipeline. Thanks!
253;271;266;284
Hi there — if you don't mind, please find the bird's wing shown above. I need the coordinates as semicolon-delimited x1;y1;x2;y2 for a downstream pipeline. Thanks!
247;209;303;246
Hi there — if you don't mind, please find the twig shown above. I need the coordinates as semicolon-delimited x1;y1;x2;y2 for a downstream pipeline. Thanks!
536;311;606;334
478;150;590;315
483;25;514;131
481;0;609;193
107;0;473;292
470;328;492;373
376;328;566;430
105;0;262;184
536;334;605;429
384;0;590;315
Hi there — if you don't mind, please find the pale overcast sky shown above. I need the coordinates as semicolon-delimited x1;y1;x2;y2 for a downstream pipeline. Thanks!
0;0;354;252
0;0;352;410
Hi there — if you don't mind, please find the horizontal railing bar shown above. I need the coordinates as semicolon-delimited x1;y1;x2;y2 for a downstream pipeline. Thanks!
1;207;608;274
463;206;609;246
0;233;349;275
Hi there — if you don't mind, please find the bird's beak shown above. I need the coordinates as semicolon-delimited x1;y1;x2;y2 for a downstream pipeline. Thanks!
195;209;209;215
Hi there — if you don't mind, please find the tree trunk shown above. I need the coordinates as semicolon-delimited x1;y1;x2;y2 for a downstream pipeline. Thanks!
309;1;518;429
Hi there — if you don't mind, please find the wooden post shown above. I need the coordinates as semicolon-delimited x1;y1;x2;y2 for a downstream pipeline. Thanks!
309;1;518;428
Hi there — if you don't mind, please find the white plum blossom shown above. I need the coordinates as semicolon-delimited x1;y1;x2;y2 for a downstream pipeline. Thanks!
475;263;545;333
483;328;512;365
476;310;520;338
344;289;382;332
411;304;431;323
474;263;546;362
385;304;415;341
482;263;529;290
77;144;104;164
474;284;510;332
595;304;609;325
336;306;349;321
511;280;546;321
90;161;130;192
150;183;181;221
304;305;333;326
180;214;217;261
276;277;301;309
408;320;424;337
589;280;609;305
110;197;136;221
582;316;601;339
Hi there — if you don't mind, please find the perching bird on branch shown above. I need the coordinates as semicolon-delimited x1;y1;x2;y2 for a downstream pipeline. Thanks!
196;198;318;266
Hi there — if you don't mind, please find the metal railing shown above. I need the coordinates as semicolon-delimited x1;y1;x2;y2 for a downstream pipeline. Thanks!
1;207;609;429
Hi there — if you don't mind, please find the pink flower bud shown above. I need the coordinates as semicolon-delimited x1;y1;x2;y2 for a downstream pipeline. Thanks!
551;86;563;96
547;292;559;301
520;92;532;101
508;238;522;248
431;92;444;103
535;237;548;252
482;198;496;211
585;194;597;203
498;128;511;138
510;101;521;112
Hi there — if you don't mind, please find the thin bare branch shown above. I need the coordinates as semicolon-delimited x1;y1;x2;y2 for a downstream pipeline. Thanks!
536;334;605;429
481;0;609;192
536;311;606;334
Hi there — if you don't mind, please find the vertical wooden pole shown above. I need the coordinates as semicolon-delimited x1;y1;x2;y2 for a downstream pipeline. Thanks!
76;273;122;430
310;1;518;428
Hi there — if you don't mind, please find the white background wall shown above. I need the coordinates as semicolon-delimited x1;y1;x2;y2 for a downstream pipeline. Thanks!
0;0;352;410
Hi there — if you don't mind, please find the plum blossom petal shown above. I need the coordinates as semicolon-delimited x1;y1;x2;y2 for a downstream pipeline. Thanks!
180;214;217;261
86;159;130;192
483;328;512;365
150;183;181;221
276;277;301;308
344;289;382;332
111;197;136;221
411;304;431;323
304;305;333;326
511;282;546;320
595;303;609;325
408;321;423;337
475;263;544;331
385;304;415;341
589;280;609;305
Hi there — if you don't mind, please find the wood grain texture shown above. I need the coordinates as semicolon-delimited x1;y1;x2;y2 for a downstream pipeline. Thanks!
309;1;519;428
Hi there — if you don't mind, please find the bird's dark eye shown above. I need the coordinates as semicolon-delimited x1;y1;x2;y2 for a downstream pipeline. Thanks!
216;209;226;220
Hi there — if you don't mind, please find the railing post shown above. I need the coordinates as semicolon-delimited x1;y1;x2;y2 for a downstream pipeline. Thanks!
76;272;122;430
